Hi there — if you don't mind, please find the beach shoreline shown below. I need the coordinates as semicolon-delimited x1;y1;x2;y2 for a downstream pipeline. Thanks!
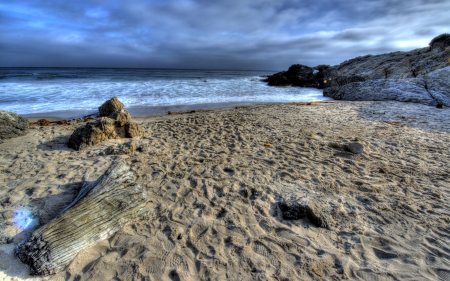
19;100;334;120
0;67;331;119
1;101;449;280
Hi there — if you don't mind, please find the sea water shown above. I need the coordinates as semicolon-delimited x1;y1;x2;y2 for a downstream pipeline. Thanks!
0;68;331;119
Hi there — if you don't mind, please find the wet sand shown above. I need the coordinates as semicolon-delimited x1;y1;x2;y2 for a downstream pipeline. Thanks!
1;101;449;280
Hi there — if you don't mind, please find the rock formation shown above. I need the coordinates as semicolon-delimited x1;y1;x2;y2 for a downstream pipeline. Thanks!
0;110;29;144
324;66;450;106
265;33;450;106
263;64;319;87
98;96;124;117
324;33;450;80
68;99;145;150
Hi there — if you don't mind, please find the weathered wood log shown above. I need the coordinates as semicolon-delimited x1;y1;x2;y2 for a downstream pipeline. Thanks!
15;159;160;276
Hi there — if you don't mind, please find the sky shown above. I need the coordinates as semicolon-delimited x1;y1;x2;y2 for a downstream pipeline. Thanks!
1;0;449;71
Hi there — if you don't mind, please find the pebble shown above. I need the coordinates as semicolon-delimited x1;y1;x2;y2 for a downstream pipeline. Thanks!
346;142;364;154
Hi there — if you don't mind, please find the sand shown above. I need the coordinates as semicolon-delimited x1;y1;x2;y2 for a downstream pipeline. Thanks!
1;101;449;281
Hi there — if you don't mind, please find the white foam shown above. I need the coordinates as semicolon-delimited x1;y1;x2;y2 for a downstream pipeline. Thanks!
0;72;331;116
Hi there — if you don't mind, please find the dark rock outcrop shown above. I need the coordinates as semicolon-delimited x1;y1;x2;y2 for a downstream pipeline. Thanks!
319;75;368;98
98;97;124;117
0;110;29;144
262;64;332;88
266;33;450;106
429;33;450;51
68;109;144;150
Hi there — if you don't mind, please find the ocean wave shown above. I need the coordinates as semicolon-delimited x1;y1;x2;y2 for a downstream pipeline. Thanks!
0;68;330;117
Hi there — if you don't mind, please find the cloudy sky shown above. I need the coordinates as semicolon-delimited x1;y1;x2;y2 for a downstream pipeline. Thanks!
1;0;449;70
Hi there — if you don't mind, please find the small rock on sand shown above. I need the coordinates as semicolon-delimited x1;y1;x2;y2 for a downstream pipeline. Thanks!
345;142;364;154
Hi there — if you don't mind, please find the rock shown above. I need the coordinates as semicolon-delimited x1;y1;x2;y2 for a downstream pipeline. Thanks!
125;121;145;138
68;118;117;150
324;67;450;106
109;109;132;126
321;33;450;95
278;197;331;229
69;97;145;150
262;71;291;86
262;64;323;87
68;109;145;150
325;33;450;80
424;66;450;106
345;142;364;154
0;110;29;143
324;78;433;104
312;64;335;89
329;141;364;154
265;33;450;106
98;97;124;117
429;33;450;51
321;75;368;98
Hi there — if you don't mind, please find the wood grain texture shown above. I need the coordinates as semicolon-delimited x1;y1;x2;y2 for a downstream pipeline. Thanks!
14;159;158;276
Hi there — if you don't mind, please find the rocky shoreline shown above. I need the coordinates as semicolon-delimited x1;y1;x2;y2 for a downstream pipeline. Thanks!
264;33;450;106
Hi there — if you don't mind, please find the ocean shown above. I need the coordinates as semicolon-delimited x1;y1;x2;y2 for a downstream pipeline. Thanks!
0;67;331;119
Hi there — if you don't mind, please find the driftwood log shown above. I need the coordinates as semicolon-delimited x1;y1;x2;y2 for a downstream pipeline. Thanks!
15;160;159;276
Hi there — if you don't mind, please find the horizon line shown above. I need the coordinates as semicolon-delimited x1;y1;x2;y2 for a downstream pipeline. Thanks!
0;66;281;72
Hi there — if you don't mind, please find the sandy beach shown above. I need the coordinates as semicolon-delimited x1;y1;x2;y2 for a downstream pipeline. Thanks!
1;101;449;280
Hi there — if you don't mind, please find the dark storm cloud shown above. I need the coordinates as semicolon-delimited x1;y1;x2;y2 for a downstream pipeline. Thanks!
1;0;449;70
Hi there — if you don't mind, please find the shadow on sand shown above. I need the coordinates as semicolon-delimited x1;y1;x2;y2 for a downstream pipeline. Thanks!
37;134;74;152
